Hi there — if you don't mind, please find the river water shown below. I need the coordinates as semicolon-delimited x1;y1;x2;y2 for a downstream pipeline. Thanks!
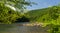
0;23;49;33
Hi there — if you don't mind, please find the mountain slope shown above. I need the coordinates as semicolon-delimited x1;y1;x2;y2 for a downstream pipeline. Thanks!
26;6;60;23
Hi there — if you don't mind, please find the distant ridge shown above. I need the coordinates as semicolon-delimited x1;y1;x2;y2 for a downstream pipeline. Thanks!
25;6;60;22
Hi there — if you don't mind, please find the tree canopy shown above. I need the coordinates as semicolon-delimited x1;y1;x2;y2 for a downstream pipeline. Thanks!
0;3;22;24
0;0;32;11
0;0;34;24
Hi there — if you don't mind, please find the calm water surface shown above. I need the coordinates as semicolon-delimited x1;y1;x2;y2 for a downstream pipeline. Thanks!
0;23;49;33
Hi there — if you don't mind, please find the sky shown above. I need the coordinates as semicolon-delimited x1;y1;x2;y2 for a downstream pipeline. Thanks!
27;0;60;10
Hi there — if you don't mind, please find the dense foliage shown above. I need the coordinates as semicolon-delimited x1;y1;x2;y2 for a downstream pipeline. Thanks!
0;0;32;11
0;0;60;33
0;0;32;24
26;6;60;33
26;6;60;23
0;3;22;24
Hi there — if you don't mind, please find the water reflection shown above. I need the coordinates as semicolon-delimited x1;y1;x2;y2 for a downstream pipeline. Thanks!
0;23;49;33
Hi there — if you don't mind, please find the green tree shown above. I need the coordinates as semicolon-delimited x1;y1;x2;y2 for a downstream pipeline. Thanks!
0;0;34;24
0;0;32;12
49;6;59;20
0;3;22;24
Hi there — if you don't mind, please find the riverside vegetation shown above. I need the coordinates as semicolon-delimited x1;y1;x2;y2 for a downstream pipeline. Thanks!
25;6;60;33
0;0;60;33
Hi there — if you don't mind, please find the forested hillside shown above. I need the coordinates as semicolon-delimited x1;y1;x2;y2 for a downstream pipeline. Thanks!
0;0;60;33
26;6;60;24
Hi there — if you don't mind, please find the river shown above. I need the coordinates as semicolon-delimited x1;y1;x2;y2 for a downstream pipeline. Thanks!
0;22;50;33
